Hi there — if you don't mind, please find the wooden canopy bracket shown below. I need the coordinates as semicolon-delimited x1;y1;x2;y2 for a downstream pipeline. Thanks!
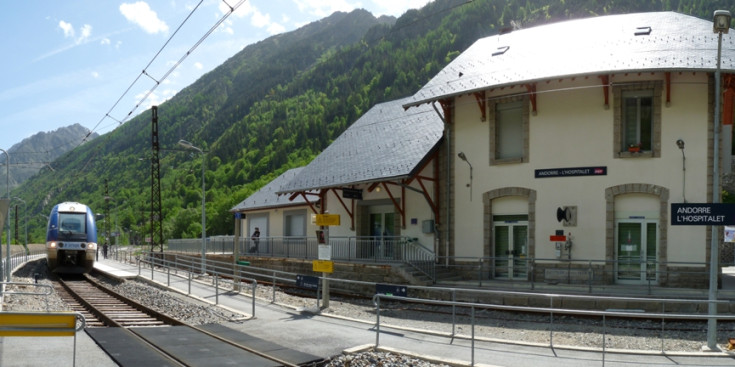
367;182;380;192
525;84;537;115
381;182;406;229
599;75;610;109
405;151;440;222
473;91;487;121
438;98;453;124
330;188;355;229
293;191;320;215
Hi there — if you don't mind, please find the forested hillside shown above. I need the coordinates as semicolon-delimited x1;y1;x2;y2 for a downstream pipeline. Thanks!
7;0;734;244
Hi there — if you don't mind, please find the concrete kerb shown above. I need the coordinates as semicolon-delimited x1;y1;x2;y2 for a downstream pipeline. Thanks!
125;268;509;366
100;263;735;361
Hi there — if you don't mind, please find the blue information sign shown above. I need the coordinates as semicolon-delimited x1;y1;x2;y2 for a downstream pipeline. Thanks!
375;284;407;297
671;203;735;225
296;275;319;290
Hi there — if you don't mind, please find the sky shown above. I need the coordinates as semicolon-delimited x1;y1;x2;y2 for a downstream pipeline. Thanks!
0;0;432;151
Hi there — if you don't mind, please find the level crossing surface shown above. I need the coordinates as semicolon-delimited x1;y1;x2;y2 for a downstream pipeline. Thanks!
2;258;735;366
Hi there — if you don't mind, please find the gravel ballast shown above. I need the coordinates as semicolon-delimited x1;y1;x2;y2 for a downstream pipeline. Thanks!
2;259;731;366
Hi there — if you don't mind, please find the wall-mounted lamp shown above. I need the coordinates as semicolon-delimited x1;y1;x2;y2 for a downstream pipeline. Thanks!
458;152;473;201
676;139;686;203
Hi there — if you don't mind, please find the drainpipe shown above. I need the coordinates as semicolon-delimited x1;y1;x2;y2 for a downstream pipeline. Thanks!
432;101;451;267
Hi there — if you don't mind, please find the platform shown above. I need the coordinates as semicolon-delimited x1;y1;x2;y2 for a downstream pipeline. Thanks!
93;261;138;280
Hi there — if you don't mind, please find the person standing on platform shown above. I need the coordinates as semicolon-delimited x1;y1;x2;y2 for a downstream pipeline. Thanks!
250;227;260;253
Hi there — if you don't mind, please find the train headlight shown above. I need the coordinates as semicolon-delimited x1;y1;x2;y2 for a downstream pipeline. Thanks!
89;243;97;250
47;242;57;249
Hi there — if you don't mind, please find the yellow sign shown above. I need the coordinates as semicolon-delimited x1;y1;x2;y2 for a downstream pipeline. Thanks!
0;312;78;337
315;214;340;226
313;260;334;273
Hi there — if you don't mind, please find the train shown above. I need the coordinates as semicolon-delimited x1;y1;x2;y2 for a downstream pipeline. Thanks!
46;202;98;273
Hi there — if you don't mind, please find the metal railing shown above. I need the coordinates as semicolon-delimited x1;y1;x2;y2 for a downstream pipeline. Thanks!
0;282;54;311
167;235;437;281
134;252;258;317
110;251;735;362
435;255;733;295
3;248;46;277
372;292;735;367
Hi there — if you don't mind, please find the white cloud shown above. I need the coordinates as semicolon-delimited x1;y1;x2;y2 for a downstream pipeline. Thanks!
194;62;203;70
57;21;93;45
91;71;100;79
78;24;92;43
251;11;272;28
100;38;111;46
59;20;74;38
294;0;431;18
120;2;169;34
218;1;283;35
368;0;432;17
267;23;286;34
293;0;359;17
137;88;177;108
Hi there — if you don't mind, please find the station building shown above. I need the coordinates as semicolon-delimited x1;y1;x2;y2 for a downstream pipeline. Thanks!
403;11;735;287
232;11;735;288
232;98;443;277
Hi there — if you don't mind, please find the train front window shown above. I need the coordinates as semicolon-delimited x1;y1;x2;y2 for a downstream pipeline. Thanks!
59;213;86;238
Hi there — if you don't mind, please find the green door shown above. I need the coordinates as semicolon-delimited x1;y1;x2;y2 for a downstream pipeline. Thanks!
369;206;396;260
493;215;528;279
616;220;657;283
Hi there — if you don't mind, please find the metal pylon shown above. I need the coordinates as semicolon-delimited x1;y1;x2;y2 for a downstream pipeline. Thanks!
150;106;163;252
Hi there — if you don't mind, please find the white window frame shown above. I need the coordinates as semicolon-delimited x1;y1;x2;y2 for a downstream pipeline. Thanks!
614;81;662;158
489;95;529;164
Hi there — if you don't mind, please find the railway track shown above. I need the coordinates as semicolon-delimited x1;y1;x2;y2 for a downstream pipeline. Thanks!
50;274;319;366
53;274;180;328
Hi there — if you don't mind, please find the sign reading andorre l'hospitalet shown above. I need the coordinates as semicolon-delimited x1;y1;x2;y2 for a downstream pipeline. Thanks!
534;166;607;178
670;203;735;226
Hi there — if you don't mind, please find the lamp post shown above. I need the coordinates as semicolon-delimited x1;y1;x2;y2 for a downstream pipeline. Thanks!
12;197;27;255
707;9;731;352
457;152;473;201
676;139;686;203
0;148;8;282
178;139;206;275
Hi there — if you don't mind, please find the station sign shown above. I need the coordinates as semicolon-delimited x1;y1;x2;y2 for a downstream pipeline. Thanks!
375;284;407;297
296;275;319;290
342;188;363;200
315;214;340;226
312;260;333;273
535;166;607;179
671;203;735;225
318;244;331;260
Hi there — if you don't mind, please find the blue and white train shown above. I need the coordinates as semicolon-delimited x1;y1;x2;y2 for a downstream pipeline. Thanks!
46;202;98;273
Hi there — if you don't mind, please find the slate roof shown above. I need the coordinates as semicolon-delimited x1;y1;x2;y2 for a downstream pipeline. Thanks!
404;11;735;108
278;97;444;193
231;167;314;212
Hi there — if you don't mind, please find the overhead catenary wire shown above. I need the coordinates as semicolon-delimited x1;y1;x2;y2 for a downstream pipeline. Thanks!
61;0;249;181
84;0;209;142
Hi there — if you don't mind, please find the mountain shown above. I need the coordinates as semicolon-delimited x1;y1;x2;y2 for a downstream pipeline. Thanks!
6;0;733;244
0;123;98;191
